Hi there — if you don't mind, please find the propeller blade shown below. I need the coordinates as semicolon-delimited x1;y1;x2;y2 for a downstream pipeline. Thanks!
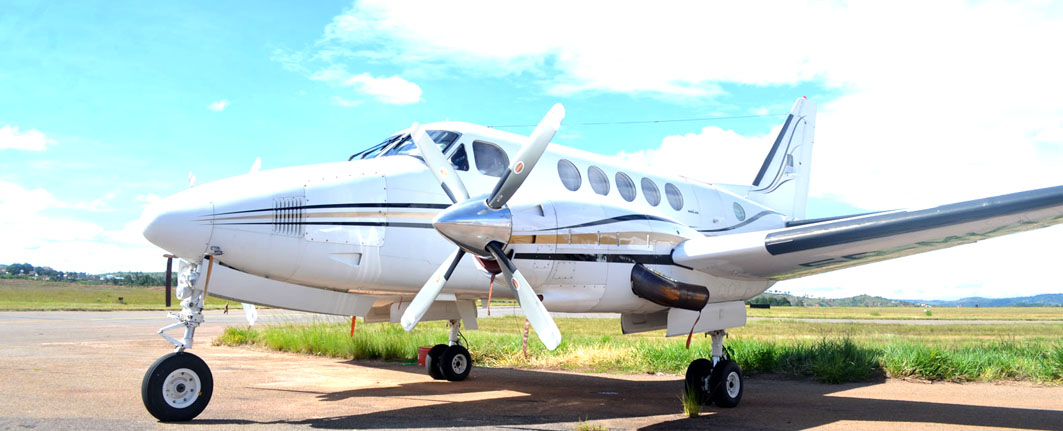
409;123;470;203
486;103;565;209
486;242;562;350
400;248;466;331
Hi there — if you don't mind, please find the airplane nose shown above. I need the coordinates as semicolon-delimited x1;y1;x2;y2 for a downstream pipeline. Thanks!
143;189;214;261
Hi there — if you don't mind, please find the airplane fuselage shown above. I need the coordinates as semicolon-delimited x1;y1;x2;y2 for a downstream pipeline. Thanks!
145;122;783;315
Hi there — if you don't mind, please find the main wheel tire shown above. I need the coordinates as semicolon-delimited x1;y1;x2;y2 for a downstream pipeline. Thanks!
439;344;472;382
685;358;713;405
142;352;213;422
425;344;448;380
709;359;743;408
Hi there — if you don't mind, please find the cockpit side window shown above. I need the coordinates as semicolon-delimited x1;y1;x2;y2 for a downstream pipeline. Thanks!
472;141;509;177
349;134;402;161
379;130;460;158
449;144;469;171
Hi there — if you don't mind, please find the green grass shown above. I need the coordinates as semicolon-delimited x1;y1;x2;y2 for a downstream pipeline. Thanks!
680;385;702;417
0;278;227;310
747;305;1063;321
573;419;608;431
215;315;1063;384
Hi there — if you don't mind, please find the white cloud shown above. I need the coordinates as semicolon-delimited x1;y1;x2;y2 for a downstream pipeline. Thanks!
207;100;230;112
331;96;364;107
0;180;165;273
311;67;422;105
316;1;1063;204
619;125;778;186
0;125;55;151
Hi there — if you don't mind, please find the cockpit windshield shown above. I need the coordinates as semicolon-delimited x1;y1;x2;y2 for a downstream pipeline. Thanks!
348;130;460;161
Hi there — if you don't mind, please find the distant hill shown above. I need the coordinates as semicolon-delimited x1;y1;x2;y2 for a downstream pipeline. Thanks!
748;292;918;307
749;291;1063;307
903;294;1063;307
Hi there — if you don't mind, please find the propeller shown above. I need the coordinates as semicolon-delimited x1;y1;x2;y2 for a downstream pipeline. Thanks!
485;242;561;349
399;104;565;350
487;104;564;209
408;124;469;203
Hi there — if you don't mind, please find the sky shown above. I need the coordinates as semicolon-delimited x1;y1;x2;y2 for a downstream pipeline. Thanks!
1;0;1061;300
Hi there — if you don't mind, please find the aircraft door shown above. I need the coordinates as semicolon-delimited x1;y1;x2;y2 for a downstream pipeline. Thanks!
547;200;609;285
692;186;726;234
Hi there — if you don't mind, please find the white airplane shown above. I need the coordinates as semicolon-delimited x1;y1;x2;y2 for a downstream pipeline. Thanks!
139;98;1063;421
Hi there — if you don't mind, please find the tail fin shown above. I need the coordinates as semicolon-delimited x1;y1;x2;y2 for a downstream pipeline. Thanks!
748;97;817;220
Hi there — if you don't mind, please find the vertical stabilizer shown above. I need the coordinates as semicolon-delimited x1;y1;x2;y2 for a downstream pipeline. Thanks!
749;97;817;220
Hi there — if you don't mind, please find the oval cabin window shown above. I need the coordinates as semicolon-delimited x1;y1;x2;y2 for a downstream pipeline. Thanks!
615;172;636;202
665;183;684;211
557;159;581;191
588;166;610;196
641;178;661;206
733;202;747;221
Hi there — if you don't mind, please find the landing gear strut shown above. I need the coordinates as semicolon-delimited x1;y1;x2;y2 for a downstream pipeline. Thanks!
425;319;472;381
142;258;215;421
685;330;743;408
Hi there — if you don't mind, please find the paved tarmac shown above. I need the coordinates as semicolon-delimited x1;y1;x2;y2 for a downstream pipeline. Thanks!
1;310;1061;430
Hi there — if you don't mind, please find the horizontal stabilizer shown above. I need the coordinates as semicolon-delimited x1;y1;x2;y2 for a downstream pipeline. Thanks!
674;185;1063;280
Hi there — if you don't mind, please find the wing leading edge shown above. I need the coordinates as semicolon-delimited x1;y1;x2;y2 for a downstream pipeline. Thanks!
673;185;1063;281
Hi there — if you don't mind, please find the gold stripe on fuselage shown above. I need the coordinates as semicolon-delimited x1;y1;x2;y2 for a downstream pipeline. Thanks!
510;232;686;247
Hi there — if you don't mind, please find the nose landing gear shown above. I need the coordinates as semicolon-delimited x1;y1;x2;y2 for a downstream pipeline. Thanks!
425;319;473;381
143;257;215;422
685;330;744;408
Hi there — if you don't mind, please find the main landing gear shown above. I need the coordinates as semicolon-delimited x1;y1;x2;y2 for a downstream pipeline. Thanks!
143;258;215;422
685;330;743;408
425;319;473;381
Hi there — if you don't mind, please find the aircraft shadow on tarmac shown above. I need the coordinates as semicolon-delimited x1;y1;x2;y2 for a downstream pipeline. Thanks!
193;361;1062;430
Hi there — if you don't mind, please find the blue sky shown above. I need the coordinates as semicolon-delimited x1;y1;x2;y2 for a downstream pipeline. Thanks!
2;1;1061;299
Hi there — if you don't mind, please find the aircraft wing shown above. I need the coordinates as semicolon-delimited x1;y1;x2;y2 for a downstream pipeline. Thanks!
673;185;1063;281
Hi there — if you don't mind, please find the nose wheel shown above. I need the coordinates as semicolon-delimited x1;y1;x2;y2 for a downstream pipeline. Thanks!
424;320;473;381
142;352;214;422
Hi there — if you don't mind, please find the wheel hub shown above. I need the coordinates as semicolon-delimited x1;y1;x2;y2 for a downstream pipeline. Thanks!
162;367;201;409
725;371;741;398
451;353;468;374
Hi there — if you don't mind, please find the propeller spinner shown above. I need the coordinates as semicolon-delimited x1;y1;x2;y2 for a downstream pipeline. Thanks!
399;104;565;350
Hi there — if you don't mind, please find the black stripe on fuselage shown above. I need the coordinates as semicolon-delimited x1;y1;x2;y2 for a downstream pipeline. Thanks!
215;221;434;229
215;202;451;216
765;185;1063;255
697;210;781;233
513;252;678;266
555;214;683;230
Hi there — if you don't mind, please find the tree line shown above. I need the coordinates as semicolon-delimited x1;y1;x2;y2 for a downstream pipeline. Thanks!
1;263;173;287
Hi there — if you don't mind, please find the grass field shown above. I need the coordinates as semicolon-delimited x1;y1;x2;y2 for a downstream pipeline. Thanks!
748;305;1063;321
216;315;1063;384
0;278;227;310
